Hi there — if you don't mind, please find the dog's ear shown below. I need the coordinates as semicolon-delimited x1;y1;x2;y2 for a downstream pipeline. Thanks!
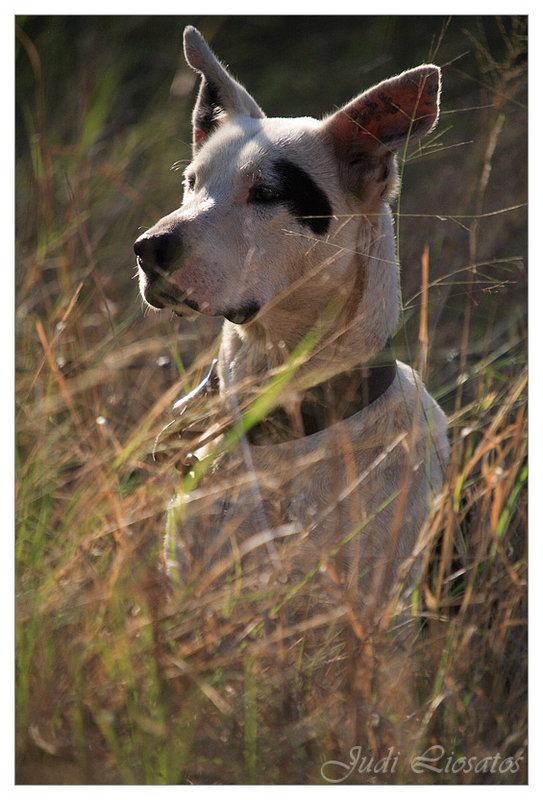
323;65;440;198
183;26;265;153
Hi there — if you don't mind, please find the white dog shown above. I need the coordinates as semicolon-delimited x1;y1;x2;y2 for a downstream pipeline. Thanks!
135;27;449;605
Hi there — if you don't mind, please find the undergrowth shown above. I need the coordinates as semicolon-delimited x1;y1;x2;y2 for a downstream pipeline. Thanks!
15;15;527;785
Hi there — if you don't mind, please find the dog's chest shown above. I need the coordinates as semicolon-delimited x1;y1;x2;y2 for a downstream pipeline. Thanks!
192;409;393;549
167;363;448;590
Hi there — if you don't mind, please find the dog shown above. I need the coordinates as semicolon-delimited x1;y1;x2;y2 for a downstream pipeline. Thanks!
134;26;449;609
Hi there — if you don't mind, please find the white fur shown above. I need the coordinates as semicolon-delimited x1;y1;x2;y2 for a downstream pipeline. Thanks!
135;27;449;604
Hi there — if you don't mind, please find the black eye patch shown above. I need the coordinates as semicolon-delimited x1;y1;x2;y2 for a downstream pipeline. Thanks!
272;159;332;236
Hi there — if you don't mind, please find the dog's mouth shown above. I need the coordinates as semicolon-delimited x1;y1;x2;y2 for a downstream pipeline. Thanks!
223;303;260;325
138;261;260;325
138;264;197;318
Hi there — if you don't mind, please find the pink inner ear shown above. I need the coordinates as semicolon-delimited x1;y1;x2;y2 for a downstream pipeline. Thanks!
184;46;203;72
194;128;207;147
334;71;439;150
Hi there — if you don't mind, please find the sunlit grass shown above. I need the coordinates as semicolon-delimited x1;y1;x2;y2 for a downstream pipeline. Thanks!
15;15;526;785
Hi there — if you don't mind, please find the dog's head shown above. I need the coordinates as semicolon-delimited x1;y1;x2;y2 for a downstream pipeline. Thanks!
135;26;440;333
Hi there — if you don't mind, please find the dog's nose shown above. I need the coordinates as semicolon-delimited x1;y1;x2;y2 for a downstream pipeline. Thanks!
134;231;183;273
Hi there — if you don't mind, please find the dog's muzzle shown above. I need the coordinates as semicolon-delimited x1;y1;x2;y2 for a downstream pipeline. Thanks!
134;228;260;324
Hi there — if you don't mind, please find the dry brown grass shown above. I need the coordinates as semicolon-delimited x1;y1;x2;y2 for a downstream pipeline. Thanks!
16;15;526;784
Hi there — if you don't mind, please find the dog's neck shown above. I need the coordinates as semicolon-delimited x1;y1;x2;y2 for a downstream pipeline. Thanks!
218;320;397;443
246;342;396;444
217;206;400;439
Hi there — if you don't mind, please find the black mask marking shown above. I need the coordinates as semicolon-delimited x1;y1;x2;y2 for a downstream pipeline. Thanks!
274;159;332;236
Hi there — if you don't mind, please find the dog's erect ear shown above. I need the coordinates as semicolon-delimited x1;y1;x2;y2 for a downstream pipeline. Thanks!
323;65;440;196
324;65;440;152
183;26;265;153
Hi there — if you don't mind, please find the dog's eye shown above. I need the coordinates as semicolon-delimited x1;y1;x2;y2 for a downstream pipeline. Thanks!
184;174;196;192
250;185;281;203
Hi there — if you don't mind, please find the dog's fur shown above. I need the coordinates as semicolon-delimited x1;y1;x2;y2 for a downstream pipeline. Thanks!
134;27;449;605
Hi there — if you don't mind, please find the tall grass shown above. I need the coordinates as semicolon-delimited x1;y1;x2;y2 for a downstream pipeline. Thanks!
15;16;526;784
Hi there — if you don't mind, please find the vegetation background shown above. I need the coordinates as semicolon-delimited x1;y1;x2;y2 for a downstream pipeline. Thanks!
16;14;527;785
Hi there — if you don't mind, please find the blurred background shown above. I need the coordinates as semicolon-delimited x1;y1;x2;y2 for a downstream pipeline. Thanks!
16;16;527;784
